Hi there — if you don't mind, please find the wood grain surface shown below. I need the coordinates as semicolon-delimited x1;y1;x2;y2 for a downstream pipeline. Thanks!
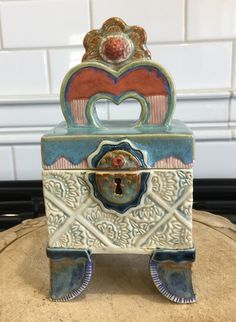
0;210;236;322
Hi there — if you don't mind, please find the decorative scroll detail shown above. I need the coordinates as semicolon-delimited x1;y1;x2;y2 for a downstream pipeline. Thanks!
82;17;151;69
86;210;131;247
53;220;85;248
152;171;179;204
46;200;68;235
147;95;168;125
43;169;193;251
43;172;78;209
69;99;88;125
144;217;192;248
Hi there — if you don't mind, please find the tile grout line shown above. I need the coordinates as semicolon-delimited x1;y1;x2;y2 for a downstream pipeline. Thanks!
88;0;93;29
184;0;188;42
229;41;235;126
0;121;231;129
0;45;84;52
0;122;233;132
0;39;236;53
46;50;53;94
11;146;17;180
0;5;4;49
0;89;234;105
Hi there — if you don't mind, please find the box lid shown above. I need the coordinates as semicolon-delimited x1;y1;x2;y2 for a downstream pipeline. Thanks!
41;119;194;169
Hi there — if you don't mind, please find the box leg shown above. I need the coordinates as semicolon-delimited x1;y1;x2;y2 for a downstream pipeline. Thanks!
150;248;196;304
46;248;93;301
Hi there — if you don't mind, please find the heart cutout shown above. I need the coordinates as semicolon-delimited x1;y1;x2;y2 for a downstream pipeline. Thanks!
86;92;149;128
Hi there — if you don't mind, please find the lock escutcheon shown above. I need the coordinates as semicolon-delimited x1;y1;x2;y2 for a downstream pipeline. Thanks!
95;149;141;205
89;141;149;214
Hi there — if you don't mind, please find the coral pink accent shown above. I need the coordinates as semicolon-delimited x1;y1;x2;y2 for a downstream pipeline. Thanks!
154;157;193;169
69;99;88;125
67;68;167;101
112;155;125;168
44;157;88;170
101;36;131;62
147;95;168;125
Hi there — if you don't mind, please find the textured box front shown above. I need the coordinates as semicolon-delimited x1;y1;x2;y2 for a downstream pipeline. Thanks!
43;169;193;253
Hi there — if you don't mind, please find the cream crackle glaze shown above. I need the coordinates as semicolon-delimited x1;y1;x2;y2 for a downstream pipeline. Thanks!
43;168;193;252
41;17;196;303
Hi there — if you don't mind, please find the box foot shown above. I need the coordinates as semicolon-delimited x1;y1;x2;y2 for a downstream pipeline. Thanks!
46;248;93;301
150;248;196;304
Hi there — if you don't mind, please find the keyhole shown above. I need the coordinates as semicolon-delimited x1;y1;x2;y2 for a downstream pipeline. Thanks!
114;177;122;195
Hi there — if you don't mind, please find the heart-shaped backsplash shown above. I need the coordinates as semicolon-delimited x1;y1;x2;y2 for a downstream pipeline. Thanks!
60;61;175;128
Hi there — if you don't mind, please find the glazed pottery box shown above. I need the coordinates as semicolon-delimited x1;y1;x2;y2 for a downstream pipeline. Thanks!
41;18;196;303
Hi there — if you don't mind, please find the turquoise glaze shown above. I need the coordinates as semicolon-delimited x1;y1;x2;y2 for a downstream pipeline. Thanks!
41;120;194;167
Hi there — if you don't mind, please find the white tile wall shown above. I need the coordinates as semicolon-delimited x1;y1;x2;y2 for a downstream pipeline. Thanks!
175;98;229;123
49;48;84;94
149;43;232;90
194;141;236;178
91;0;185;42
1;0;90;48
0;146;14;180
193;128;232;141
49;43;233;92
233;43;236;87
187;0;236;40
0;51;49;95
0;103;62;127
0;129;44;145
0;0;235;179
13;145;41;180
0;24;2;49
232;128;236;139
230;95;236;121
108;100;141;121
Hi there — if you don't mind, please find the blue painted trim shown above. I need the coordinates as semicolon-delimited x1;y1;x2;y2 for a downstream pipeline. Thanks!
42;137;193;167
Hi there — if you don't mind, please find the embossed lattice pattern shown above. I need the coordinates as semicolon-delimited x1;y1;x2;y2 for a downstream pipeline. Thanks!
43;170;193;253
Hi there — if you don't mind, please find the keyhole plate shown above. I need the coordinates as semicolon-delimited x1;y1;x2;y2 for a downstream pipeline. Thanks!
89;140;149;214
95;172;141;206
114;177;122;195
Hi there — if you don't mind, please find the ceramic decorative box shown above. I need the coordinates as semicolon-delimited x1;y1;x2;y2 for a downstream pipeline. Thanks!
41;18;196;303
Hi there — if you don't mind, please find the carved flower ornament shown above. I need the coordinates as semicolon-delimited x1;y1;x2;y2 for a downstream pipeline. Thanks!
82;17;151;68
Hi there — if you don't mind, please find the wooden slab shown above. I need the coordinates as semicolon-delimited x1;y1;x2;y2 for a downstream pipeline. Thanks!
0;210;236;322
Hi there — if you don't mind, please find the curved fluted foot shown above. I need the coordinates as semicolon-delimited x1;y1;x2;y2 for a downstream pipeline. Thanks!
46;248;93;301
150;248;196;304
